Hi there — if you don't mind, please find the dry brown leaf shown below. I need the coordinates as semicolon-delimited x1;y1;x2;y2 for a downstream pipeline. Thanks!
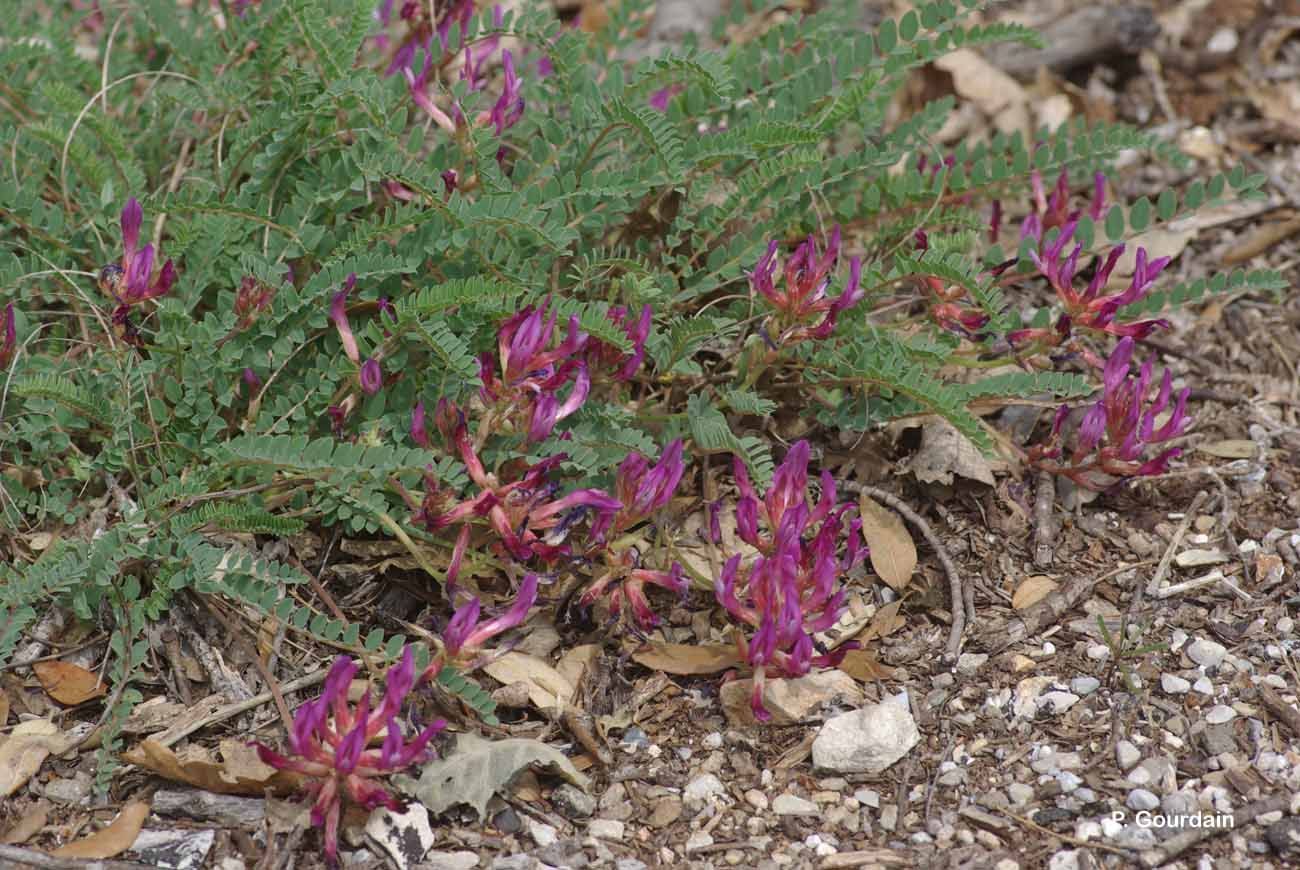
32;661;107;705
51;800;149;859
1104;226;1195;289
555;644;601;690
838;648;895;682
482;652;575;711
856;600;906;643
1;799;49;845
1012;575;1058;611
122;739;302;796
909;419;995;486
858;495;917;591
0;687;10;728
630;642;741;676
0;720;73;798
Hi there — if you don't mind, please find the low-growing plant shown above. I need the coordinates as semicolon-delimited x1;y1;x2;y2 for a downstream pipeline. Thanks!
0;0;1284;797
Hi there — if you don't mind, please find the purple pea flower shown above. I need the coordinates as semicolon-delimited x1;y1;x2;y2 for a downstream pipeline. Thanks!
439;572;539;661
714;441;864;721
1028;337;1193;489
403;50;459;133
360;357;384;395
586;304;652;381
487;49;524;134
0;303;15;369
330;274;361;364
411;400;431;447
252;647;445;868
749;228;865;346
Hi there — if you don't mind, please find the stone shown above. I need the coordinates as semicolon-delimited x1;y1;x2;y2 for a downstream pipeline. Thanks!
365;804;434;868
43;772;93;804
551;783;596;819
1007;783;1035;806
684;831;714;853
648;797;682;828
1175;549;1228;568
1070;677;1100;696
957;653;988;674
683;773;727;803
1047;850;1080;870
1266;817;1300;858
853;788;879;808
528;820;558;848
616;861;647;870
1187;639;1227;669
1116;740;1141;770
745;789;769;811
1193;676;1214;695
1037;691;1080;714
423;852;481;870
587;819;625;841
129;829;216;870
1127;788;1160;811
812;703;920;774
720;670;864;725
1161;674;1191;694
1206;705;1236;724
773;793;818;816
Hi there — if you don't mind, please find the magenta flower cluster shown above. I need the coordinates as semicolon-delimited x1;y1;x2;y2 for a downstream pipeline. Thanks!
713;441;864;721
253;647;445;867
750;227;864;346
579;440;689;628
401;299;684;628
1028;336;1192;489
1009;169;1170;350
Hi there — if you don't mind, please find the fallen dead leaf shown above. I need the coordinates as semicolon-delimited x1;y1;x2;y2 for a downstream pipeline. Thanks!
1105;225;1196;289
909;419;995;486
50;800;149;859
1;799;49;845
856;600;906;643
630;642;741;676
838;648;895;682
555;643;601;690
933;49;1027;115
32;661;107;705
1012;575;1058;611
122;739;302;796
482;652;575;711
0;720;73;797
858;495;918;591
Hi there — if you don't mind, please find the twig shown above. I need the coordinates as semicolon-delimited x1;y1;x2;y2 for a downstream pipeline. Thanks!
1144;491;1207;597
1257;684;1300;738
1138;792;1294;868
0;845;150;870
975;562;1149;653
842;482;967;660
987;806;1134;857
1032;470;1056;568
152;667;332;749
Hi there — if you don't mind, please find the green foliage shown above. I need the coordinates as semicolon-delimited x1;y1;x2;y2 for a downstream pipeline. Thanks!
0;0;1284;792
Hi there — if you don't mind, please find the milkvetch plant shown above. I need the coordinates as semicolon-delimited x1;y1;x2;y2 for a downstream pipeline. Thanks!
0;0;1281;796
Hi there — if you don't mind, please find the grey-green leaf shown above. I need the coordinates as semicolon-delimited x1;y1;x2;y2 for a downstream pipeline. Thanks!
396;733;589;820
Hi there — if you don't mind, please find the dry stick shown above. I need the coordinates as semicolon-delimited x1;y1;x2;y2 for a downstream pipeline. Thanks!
0;845;150;870
1138;792;1294;868
988;807;1135;858
1144;491;1208;597
976;562;1150;654
1257;684;1300;738
843;482;967;660
1032;470;1056;568
152;667;332;750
